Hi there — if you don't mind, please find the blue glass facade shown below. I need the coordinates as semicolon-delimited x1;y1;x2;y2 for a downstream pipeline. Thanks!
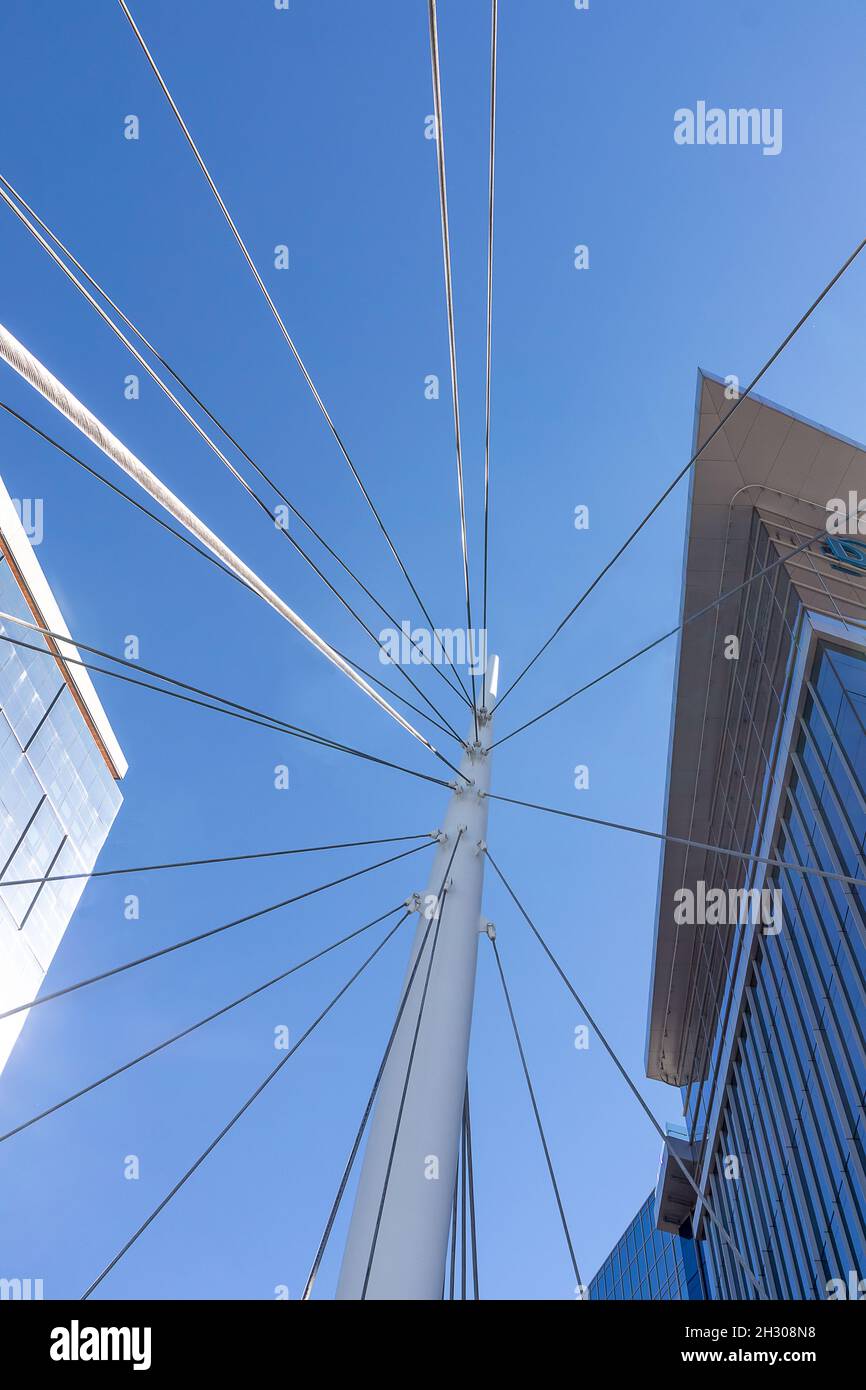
639;485;866;1302
649;504;866;1300
588;1190;705;1300
0;555;123;1072
644;380;866;1303
697;638;866;1299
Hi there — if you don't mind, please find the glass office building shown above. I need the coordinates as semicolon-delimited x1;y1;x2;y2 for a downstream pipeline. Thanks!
692;629;866;1298
588;1190;706;1301
0;476;126;1073
635;375;866;1301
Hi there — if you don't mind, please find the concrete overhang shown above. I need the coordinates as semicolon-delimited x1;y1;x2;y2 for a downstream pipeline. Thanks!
655;1131;698;1234
645;371;866;1085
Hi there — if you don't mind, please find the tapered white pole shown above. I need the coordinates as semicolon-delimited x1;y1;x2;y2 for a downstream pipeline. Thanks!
337;661;497;1299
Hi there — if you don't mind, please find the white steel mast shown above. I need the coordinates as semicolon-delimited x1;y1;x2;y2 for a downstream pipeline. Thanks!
337;660;498;1299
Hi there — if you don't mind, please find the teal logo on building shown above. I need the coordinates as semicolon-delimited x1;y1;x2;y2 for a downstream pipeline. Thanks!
822;536;866;573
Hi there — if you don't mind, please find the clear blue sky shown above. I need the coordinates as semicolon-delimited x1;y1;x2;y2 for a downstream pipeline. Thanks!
1;0;865;1300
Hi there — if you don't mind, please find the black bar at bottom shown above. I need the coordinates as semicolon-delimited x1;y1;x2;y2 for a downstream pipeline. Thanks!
0;1296;859;1374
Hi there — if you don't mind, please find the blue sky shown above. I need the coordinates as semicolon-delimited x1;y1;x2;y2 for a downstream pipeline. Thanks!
1;0;866;1300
